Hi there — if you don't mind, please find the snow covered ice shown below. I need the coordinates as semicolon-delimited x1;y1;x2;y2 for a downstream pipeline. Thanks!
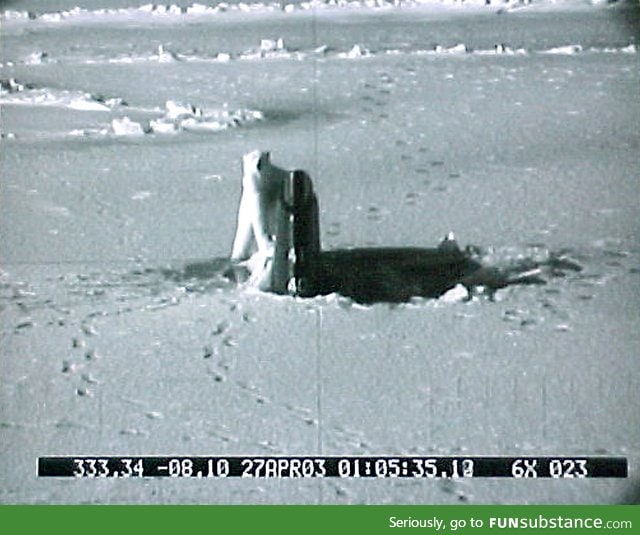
1;0;639;504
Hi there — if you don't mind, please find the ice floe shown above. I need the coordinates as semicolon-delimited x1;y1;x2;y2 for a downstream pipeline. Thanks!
29;38;636;69
1;78;264;138
0;79;116;111
75;102;265;137
148;100;264;134
0;1;598;26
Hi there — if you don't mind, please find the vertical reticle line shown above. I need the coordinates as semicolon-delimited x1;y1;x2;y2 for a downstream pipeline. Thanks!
316;303;324;504
310;5;324;505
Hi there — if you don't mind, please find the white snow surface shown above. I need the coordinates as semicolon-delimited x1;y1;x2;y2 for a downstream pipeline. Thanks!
1;0;639;504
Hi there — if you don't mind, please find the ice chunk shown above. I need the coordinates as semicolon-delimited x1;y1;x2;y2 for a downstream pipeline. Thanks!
260;38;285;53
435;43;468;55
543;45;582;55
339;45;370;59
25;52;49;65
156;45;178;63
68;95;110;111
111;117;145;136
149;119;177;134
441;284;469;303
165;100;200;120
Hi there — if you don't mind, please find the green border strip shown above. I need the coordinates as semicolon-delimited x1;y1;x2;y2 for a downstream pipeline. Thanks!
2;505;639;534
